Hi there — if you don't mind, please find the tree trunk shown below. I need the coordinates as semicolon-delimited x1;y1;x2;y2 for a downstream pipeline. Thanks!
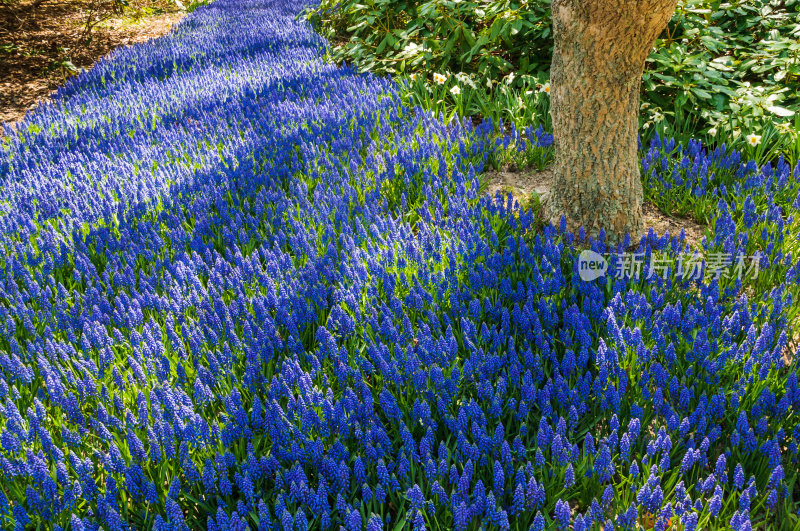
544;0;678;243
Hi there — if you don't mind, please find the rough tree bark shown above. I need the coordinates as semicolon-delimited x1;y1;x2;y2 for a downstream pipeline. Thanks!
544;0;679;243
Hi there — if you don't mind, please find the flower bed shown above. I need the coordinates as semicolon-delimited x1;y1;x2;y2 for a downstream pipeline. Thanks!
0;0;799;530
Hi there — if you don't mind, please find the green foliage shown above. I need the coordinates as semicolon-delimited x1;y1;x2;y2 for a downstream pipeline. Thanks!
184;0;212;12
397;71;551;130
306;0;552;79
642;0;800;146
306;0;800;153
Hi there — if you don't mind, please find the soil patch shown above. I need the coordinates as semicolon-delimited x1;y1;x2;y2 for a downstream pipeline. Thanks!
1;0;184;125
641;202;706;249
484;166;553;206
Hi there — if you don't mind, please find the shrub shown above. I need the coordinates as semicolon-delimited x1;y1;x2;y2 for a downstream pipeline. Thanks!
306;0;800;152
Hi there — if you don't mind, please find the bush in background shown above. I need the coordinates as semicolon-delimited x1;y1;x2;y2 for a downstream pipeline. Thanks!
305;0;800;158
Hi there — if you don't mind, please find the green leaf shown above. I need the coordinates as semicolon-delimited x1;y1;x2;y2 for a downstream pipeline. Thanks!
652;73;679;84
461;25;477;47
710;84;736;97
375;34;390;54
767;106;796;117
489;19;505;41
691;87;712;99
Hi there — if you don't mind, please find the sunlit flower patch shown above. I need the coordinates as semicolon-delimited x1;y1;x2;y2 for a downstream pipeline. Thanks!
0;0;799;530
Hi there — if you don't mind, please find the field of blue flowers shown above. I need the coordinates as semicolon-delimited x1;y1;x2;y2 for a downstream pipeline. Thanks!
1;0;800;529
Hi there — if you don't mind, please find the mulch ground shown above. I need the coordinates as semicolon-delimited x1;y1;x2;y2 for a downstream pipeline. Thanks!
1;0;184;126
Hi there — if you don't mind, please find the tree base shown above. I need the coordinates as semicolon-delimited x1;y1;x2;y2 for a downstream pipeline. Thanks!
547;0;677;244
543;178;644;245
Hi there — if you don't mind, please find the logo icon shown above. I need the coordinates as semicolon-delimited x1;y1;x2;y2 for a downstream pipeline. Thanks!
578;250;607;281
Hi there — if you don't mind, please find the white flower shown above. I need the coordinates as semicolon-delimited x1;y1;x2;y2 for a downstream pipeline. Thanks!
475;8;485;16
450;85;461;96
409;73;418;81
708;127;717;137
404;42;419;54
454;72;469;84
746;134;762;147
653;112;664;123
486;78;493;89
505;72;515;85
525;90;533;95
456;73;476;89
539;82;551;94
433;72;447;85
